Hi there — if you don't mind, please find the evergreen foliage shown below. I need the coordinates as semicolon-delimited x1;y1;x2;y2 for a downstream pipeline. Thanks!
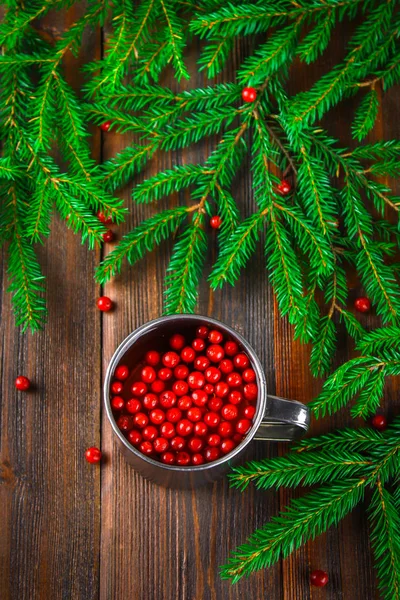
222;419;400;599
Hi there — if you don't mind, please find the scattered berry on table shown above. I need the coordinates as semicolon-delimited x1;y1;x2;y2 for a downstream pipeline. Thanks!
371;414;387;431
210;215;222;229
310;570;329;588
109;325;258;466
100;121;112;132
97;296;113;312
102;229;114;243
97;210;113;225
15;376;30;391
85;447;102;464
354;296;371;313
277;180;291;195
241;87;257;103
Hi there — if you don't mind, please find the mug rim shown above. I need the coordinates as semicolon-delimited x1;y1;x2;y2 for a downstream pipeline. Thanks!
104;314;267;472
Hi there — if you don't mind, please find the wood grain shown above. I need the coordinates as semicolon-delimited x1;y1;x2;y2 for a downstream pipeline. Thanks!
1;10;399;600
0;5;101;600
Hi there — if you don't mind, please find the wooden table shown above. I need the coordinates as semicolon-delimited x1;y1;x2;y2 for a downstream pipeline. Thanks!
1;5;398;599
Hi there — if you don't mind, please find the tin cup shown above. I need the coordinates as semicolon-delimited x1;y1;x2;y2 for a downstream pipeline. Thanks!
104;314;310;488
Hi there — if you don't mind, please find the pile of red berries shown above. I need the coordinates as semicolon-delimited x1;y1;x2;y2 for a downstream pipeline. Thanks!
110;326;258;466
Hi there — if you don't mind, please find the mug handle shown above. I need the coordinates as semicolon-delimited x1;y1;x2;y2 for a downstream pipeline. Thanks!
253;395;310;441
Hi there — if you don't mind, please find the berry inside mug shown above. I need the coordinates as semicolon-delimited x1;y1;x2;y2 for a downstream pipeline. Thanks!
104;315;310;488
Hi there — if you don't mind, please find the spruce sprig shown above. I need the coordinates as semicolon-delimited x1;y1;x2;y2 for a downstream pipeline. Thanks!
222;420;400;596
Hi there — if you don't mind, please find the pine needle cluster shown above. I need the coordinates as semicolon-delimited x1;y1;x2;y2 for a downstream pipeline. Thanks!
222;418;400;600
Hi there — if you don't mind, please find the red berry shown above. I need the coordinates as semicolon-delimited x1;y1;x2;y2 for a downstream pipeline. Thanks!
192;453;204;465
176;451;191;466
100;120;112;132
111;396;124;411
354;297;371;313
204;412;221;428
236;418;251;434
140;441;153;456
85;447;102;463
218;421;233;438
160;390;177;408
149;409;165;425
115;365;129;380
205;447;220;462
210;215;222;229
221;439;236;454
233;433;244;443
204;383;215;395
128;430;142;446
14;376;30;391
244;405;256;419
126;399;141;414
117;415;133;431
102;229;114;243
111;380;123;395
181;346;196;363
143;425;158;441
233;353;250;370
208;434;221;447
192;338;206;352
221;404;238;421
134;413;148;429
310;570;329;588
97;210;113;225
171;436;186;451
158;367;173;381
194;422;208;437
208;397;223;412
207;344;224;363
162;351;180;368
151;379;165;393
187;407;203;422
97;296;113;312
224;341;239;356
161;452;175;464
154;437;169;453
192;389;208;407
137;388;158;409
141;366;156;383
172;380;189;396
220;359;234;374
205;366;221;383
194;356;210;371
226;372;242;388
188;437;204;452
174;364;189;380
371;414;387;431
160;422;175;439
131;381;147;396
178;395;193;410
166;408;182;423
170;333;186;351
277;179;291;195
176;419;194;437
196;325;209;339
145;350;160;366
243;368;256;383
241;87;257;103
244;383;258;401
215;381;229;398
229;390;243;405
208;329;223;344
187;371;205;389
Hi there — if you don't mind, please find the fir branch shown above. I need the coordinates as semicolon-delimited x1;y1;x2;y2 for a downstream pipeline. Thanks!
95;206;189;284
294;426;385;454
352;88;379;141
159;0;190;80
369;482;400;600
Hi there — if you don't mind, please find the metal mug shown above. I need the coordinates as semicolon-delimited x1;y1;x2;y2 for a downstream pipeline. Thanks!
104;314;310;488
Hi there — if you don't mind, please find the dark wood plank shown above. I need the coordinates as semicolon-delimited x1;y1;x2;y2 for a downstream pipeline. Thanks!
0;6;101;600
